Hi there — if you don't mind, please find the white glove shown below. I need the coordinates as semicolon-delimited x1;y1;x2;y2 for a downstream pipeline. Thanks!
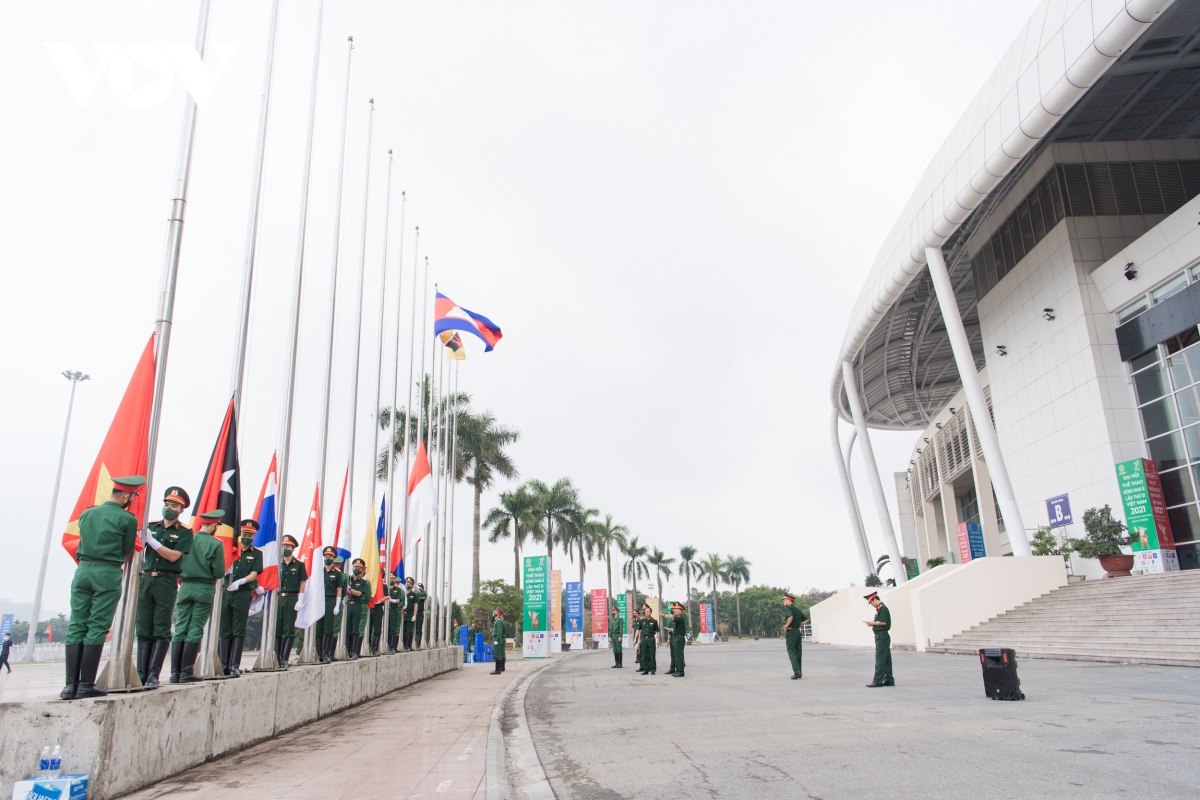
296;595;308;611
334;597;342;615
254;586;266;596
249;593;266;616
225;578;245;592
144;529;163;551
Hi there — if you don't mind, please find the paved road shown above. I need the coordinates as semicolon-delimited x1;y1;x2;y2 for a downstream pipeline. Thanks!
523;640;1200;799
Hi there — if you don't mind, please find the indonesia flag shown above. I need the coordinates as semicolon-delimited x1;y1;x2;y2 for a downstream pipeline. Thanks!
295;485;325;630
251;453;280;591
405;441;439;555
434;292;502;352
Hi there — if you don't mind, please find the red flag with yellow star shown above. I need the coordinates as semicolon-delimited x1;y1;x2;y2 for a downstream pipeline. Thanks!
61;335;155;561
191;398;241;569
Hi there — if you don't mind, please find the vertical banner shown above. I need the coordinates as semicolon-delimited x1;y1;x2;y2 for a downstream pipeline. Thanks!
1117;458;1180;573
647;597;661;642
565;582;584;650
591;589;608;648
956;521;986;563
522;555;549;658
616;592;630;649
701;604;715;643
550;570;563;653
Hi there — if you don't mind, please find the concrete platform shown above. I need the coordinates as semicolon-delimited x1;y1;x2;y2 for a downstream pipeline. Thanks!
0;647;460;800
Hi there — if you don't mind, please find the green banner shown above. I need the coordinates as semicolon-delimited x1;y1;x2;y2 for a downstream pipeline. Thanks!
615;592;627;635
523;555;548;631
1116;458;1165;551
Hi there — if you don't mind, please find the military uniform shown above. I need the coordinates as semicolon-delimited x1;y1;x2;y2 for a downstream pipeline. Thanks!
866;593;894;687
318;547;346;663
275;535;307;667
171;509;226;683
610;612;623;668
669;604;687;677
412;583;428;649
490;612;507;674
345;559;371;660
640;614;659;674
63;476;142;700
783;594;809;679
368;571;386;655
136;486;193;687
386;581;405;653
402;579;417;650
219;522;263;676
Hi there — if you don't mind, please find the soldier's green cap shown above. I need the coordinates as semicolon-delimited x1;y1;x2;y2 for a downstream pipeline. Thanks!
163;486;191;507
239;519;260;533
112;476;146;493
321;546;342;562
352;557;366;567
281;534;298;546
196;509;225;520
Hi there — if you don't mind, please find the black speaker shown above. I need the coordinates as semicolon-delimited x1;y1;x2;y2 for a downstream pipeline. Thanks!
979;648;1024;701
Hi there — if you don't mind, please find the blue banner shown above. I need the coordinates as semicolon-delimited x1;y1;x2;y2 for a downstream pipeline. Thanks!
565;582;584;635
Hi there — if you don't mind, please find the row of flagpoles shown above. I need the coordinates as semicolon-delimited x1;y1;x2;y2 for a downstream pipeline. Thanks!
55;0;503;688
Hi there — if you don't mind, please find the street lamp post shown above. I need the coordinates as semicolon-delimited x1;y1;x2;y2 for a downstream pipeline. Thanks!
27;370;89;661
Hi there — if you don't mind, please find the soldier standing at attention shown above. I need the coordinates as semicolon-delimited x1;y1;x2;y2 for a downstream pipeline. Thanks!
669;601;687;678
641;605;659;675
171;509;226;683
319;546;345;663
633;607;647;673
609;606;623;668
402;577;417;650
219;520;262;676
864;592;894;687
345;558;372;659
413;582;428;649
368;567;386;656
386;574;404;653
782;592;808;680
275;534;307;667
489;608;507;675
62;475;143;700
137;485;192;688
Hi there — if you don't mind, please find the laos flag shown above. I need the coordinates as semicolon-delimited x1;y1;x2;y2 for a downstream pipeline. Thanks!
251;453;279;591
434;292;502;352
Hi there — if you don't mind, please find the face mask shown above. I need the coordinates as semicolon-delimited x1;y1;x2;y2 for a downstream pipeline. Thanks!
240;537;253;547
282;548;293;557
163;507;180;521
353;568;363;575
324;557;334;566
121;494;134;509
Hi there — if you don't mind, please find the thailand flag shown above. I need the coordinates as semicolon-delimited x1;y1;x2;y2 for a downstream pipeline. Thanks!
434;292;502;352
251;453;279;591
405;441;439;557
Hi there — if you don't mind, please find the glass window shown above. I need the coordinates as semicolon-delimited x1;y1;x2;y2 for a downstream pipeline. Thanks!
1134;366;1168;405
1190;262;1200;283
1168;505;1200;543
1149;431;1188;470
1185;425;1200;463
1131;348;1160;373
1178;385;1200;427
1152;273;1188;305
1162;468;1196;506
1118;295;1150;324
1140;397;1179;438
1165;327;1200;355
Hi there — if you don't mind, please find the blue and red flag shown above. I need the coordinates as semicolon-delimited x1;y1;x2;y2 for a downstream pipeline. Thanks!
390;521;404;581
251;452;279;591
434;292;502;352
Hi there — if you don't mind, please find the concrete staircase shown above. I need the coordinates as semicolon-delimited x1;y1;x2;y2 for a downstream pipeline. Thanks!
926;570;1200;667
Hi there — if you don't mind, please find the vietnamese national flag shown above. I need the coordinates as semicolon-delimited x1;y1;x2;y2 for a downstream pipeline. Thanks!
405;441;438;557
62;335;155;561
192;398;240;569
251;453;279;590
295;485;325;630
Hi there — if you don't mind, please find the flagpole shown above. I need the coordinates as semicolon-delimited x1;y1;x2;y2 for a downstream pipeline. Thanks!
103;0;213;692
340;99;376;660
427;310;445;647
438;352;450;644
399;230;420;588
415;257;431;638
365;150;394;655
383;193;406;653
282;13;337;669
445;361;460;646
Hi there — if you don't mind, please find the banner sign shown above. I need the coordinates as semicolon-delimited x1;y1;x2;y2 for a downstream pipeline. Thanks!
550;570;562;633
591;589;608;636
1045;494;1073;528
616;592;628;636
522;555;549;658
956;521;986;562
1116;458;1179;573
700;603;715;643
699;604;709;634
565;581;584;650
0;614;12;636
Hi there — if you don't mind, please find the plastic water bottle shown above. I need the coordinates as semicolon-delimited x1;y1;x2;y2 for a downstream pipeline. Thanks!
37;745;50;778
49;744;62;778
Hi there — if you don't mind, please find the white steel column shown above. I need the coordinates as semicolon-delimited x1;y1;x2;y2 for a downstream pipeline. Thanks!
830;409;873;579
842;429;873;569
925;246;1030;557
841;361;907;584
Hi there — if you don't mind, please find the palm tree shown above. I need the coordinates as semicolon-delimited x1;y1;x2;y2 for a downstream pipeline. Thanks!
723;555;752;636
560;507;600;587
698;552;726;633
595;515;629;611
647;548;675;643
527;478;581;568
455;411;519;597
483;485;538;591
622;536;649;611
679;545;700;633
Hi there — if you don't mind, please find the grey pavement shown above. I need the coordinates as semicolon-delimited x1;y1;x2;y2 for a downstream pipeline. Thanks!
522;640;1200;799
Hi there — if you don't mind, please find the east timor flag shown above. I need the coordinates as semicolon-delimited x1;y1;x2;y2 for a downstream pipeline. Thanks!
192;397;241;569
62;335;155;561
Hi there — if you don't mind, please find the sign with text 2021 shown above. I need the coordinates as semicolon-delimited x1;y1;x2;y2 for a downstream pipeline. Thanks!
522;556;549;658
1115;458;1175;551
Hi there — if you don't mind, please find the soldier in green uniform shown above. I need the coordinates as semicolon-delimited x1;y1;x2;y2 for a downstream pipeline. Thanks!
274;534;307;667
864;592;894;687
386;574;405;653
663;603;676;674
412;581;428;649
669;601;687;678
171;509;227;683
63;475;143;700
782;592;808;680
633;607;645;673
318;546;345;663
344;558;372;659
136;485;192;688
402;577;417;650
640;605;659;675
609;606;623;668
368;567;386;656
489;608;507;675
219;520;263;676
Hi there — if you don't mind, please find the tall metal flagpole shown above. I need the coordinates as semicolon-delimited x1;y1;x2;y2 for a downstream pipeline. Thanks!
275;13;333;668
438;352;449;644
103;0;213;691
364;151;394;655
414;257;431;643
426;319;445;647
399;231;421;592
341;99;376;659
445;361;460;646
28;370;89;663
383;192;406;653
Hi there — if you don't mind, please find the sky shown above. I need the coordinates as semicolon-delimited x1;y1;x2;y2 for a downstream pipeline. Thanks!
0;0;1043;617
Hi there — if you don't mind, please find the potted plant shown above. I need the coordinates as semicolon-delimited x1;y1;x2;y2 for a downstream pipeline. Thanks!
1066;505;1134;577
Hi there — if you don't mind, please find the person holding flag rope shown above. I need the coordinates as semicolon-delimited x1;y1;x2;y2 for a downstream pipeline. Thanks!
136;485;192;688
319;546;346;663
171;509;226;683
344;558;372;659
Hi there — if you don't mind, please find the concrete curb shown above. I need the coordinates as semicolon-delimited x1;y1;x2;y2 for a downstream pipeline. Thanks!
485;655;568;800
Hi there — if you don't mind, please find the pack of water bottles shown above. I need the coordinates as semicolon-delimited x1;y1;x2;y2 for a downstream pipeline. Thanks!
11;744;87;800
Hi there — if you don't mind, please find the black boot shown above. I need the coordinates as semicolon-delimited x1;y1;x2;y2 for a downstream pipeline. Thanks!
180;642;203;682
218;638;232;675
370;634;380;656
74;644;108;699
322;636;333;663
136;639;152;684
60;643;83;700
169;641;184;684
229;637;245;677
348;636;360;660
147;639;169;688
282;638;294;666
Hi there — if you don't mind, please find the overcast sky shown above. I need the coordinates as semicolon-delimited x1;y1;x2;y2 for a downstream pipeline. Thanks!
0;1;1042;616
